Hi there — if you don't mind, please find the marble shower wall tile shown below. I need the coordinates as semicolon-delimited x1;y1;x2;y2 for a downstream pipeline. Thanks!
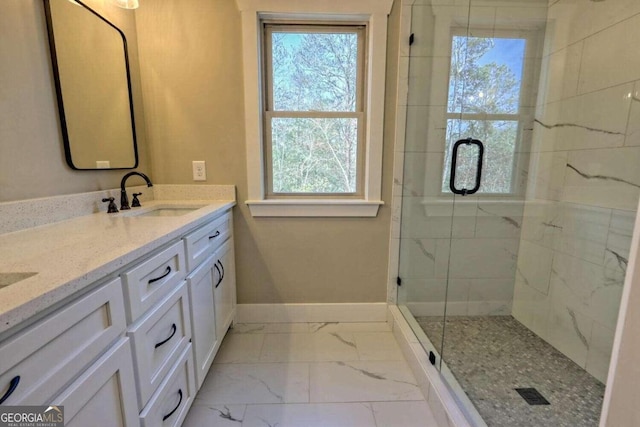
475;201;524;239
529;151;568;201
562;147;640;211
398;238;450;280
400;197;476;239
535;83;633;153
578;13;640;95
586;321;616;383
546;276;594;367
539;42;582;105
512;276;551;339
520;200;562;248
449;238;519;279
516;240;553;295
552;203;611;265
624;83;640;146
551;252;623;330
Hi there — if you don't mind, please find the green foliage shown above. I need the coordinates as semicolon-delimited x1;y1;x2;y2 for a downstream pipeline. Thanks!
444;36;524;194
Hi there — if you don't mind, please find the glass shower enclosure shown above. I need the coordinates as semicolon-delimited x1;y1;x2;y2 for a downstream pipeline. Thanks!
397;0;640;425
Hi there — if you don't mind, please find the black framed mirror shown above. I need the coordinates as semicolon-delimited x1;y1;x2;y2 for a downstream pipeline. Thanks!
44;0;138;170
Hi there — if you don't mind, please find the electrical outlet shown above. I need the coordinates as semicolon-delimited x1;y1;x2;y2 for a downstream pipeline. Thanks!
192;161;206;181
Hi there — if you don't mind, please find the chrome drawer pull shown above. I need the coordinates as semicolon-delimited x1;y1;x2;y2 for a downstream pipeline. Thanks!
154;323;177;349
0;376;20;405
148;266;171;284
162;389;183;421
208;230;221;240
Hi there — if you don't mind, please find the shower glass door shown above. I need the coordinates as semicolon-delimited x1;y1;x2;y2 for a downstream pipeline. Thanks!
398;0;638;425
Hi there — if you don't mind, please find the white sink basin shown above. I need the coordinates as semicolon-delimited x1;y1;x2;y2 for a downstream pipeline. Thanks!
120;204;206;217
134;207;200;217
0;272;37;289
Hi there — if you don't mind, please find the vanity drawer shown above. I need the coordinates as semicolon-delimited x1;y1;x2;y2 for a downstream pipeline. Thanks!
128;281;191;408
183;212;231;271
140;344;196;427
122;240;187;323
0;278;126;406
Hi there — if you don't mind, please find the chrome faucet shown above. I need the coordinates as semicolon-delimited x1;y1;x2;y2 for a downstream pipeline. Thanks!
120;171;153;210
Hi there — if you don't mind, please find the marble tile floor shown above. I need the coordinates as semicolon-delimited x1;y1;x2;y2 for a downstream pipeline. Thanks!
183;322;439;427
416;316;606;427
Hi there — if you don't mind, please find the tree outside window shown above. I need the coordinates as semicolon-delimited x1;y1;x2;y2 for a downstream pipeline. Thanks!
264;25;365;196
443;34;527;195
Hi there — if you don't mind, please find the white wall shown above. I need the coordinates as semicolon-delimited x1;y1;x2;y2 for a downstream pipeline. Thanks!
513;0;640;383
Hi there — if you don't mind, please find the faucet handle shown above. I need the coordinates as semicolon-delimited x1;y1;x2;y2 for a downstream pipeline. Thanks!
131;193;143;208
101;197;119;213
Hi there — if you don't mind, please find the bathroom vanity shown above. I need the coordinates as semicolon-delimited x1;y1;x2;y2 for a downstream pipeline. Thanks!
0;190;236;427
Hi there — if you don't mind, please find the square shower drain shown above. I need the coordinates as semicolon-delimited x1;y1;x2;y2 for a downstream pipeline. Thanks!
515;388;550;405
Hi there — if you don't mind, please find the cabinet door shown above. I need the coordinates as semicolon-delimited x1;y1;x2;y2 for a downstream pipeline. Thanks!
186;255;217;389
0;278;126;406
52;338;139;427
214;238;236;341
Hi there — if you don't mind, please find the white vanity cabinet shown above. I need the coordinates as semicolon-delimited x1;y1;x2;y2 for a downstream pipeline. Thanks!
128;208;235;423
0;204;236;427
185;211;236;389
0;278;131;406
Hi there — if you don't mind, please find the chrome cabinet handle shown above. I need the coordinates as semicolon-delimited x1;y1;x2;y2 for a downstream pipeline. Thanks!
148;266;171;284
0;376;20;405
162;389;183;421
154;323;177;349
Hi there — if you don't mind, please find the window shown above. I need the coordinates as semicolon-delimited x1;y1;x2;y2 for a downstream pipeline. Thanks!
443;30;534;196
263;24;366;197
236;0;392;217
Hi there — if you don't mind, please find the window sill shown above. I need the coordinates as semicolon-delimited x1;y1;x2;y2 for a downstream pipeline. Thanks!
246;199;384;217
421;197;525;217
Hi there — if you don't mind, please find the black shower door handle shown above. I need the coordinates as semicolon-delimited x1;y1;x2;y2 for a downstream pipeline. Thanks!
449;138;484;196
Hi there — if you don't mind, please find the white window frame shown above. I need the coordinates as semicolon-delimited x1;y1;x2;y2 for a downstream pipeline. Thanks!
441;27;541;198
236;0;392;217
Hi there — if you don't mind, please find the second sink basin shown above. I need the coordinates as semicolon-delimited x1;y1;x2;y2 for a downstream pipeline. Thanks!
121;204;206;218
0;272;38;289
136;207;200;217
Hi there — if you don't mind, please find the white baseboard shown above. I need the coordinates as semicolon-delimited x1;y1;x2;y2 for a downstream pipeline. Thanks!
236;303;388;323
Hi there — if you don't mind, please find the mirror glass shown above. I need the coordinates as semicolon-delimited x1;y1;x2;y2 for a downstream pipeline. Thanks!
44;0;138;170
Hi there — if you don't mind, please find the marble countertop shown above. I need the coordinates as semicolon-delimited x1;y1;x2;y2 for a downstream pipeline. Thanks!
0;199;235;335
